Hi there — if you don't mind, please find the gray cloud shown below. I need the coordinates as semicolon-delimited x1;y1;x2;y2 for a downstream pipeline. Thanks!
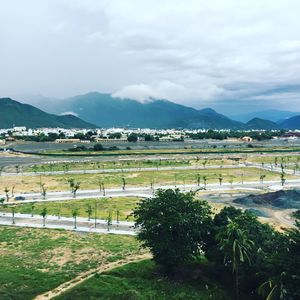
1;0;300;113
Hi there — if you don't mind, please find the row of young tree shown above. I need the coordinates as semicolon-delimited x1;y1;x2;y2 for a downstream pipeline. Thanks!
4;201;118;231
133;189;299;299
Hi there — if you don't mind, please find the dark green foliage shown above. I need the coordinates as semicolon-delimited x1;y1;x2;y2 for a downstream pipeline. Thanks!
132;189;212;273
127;133;138;142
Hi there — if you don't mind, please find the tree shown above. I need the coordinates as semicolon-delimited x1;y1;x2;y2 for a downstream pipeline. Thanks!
11;185;15;197
132;189;212;274
122;177;126;191
40;207;47;227
217;220;254;300
107;211;112;231
258;272;287;300
229;175;235;187
218;174;223;186
41;183;47;199
93;143;104;151
72;208;78;229
67;178;81;198
280;172;286;186
15;165;20;174
94;199;98;228
86;204;93;221
196;174;201;186
203;176;208;188
260;174;266;185
11;205;16;224
4;187;9;202
116;210;120;224
127;133;138;142
31;203;35;217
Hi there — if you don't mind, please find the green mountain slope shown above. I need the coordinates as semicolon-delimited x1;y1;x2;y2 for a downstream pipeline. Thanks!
56;92;242;129
244;118;281;130
0;98;95;128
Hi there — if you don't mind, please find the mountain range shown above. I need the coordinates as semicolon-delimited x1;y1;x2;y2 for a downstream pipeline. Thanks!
229;109;300;123
0;98;95;129
1;93;300;130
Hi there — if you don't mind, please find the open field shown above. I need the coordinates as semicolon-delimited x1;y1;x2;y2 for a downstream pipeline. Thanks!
55;259;232;300
0;226;147;300
0;197;140;222
19;157;236;173
0;167;294;194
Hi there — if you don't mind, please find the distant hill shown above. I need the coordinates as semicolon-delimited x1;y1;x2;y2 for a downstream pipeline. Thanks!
243;118;281;130
230;109;300;122
279;115;300;130
0;98;95;129
52;92;242;129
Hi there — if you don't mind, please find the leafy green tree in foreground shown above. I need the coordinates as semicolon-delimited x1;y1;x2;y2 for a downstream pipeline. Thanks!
217;220;254;300
132;189;212;274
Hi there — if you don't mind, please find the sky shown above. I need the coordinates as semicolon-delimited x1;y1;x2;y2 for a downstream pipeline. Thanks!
1;0;300;114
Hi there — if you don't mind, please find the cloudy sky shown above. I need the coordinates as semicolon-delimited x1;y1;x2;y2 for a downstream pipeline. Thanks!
1;0;300;114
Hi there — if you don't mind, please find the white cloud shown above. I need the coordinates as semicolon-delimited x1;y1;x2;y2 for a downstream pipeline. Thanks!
1;0;300;112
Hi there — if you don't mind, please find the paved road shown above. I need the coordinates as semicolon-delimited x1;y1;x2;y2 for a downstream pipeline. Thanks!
0;212;136;235
1;178;300;204
2;164;246;176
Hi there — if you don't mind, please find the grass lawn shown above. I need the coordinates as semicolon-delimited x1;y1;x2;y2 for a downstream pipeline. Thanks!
0;167;292;194
0;226;146;300
1;197;140;221
55;259;232;300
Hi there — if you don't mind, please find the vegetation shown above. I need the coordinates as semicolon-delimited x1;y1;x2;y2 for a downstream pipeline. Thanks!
132;189;212;274
131;190;300;299
0;227;145;300
56;259;231;300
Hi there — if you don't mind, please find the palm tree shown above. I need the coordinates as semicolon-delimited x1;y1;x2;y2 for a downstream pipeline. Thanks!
218;220;254;300
86;204;93;221
40;207;47;227
72;208;78;229
258;272;287;300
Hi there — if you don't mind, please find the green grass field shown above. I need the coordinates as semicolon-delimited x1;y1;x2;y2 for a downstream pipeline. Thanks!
55;259;232;300
0;226;146;300
1;197;140;221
